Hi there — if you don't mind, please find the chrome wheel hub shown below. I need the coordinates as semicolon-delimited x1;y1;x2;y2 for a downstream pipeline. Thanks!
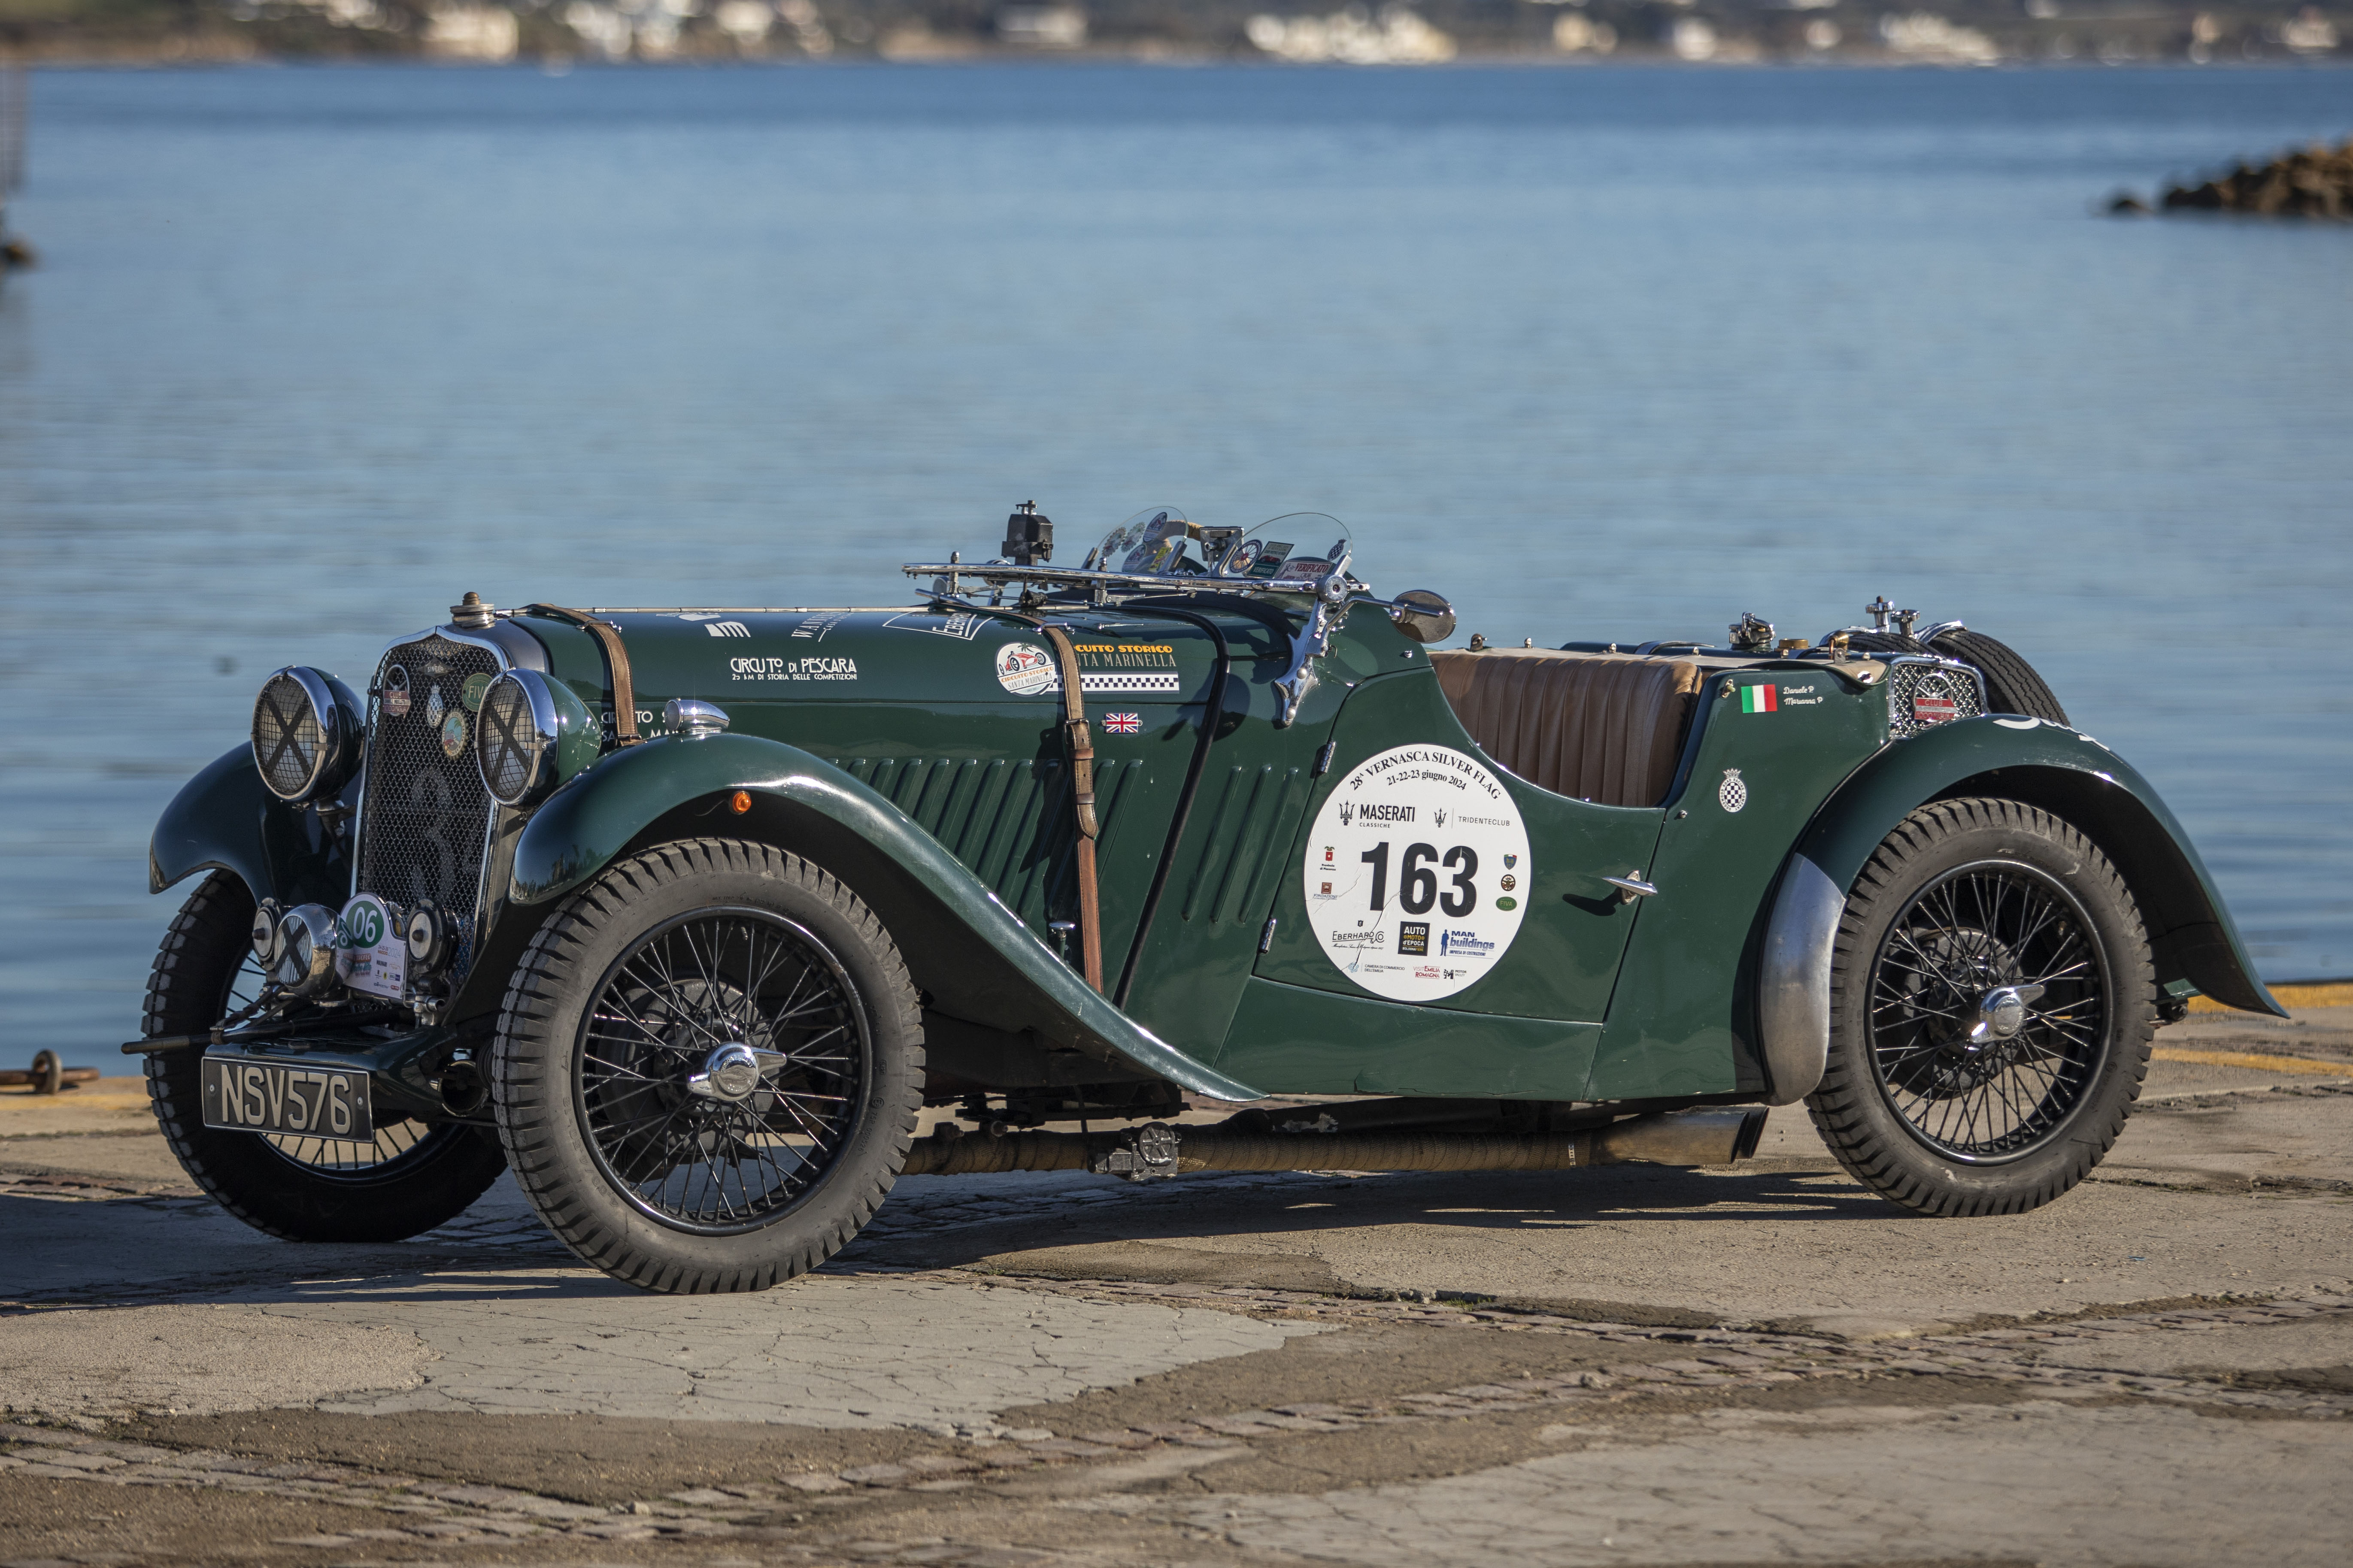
687;1039;782;1103
1971;982;2046;1044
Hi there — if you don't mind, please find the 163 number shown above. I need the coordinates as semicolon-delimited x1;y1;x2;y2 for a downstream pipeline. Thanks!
1358;841;1479;916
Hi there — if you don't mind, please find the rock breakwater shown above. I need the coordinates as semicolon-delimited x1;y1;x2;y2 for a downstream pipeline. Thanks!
2116;136;2353;219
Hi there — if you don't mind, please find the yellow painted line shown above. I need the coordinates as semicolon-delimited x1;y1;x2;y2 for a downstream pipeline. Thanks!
2152;1047;2350;1076
2189;981;2353;1014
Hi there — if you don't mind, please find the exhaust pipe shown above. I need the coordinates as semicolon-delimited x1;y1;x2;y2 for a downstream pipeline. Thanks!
901;1107;1766;1181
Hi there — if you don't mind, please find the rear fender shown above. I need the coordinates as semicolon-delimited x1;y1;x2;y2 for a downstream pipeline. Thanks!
149;745;351;909
507;733;1262;1102
1757;717;2283;1105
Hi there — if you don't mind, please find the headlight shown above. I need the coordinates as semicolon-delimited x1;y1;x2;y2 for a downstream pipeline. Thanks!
251;667;362;804
475;669;595;808
271;903;342;996
405;902;451;972
250;898;284;965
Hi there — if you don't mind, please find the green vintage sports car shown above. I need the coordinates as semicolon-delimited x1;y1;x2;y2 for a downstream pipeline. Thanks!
139;506;2280;1293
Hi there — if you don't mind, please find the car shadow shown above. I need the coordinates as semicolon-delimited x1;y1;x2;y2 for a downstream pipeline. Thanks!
1;1160;1894;1309
841;1159;1896;1277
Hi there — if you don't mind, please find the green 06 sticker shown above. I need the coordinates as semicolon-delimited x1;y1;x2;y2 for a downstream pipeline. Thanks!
339;897;386;950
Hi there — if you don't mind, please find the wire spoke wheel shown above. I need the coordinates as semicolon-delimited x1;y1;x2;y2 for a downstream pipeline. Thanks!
1868;860;2110;1161
497;841;920;1293
1808;800;2154;1217
143;872;506;1243
574;907;870;1235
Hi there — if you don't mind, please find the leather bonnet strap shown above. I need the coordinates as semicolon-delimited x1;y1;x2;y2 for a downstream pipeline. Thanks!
522;605;643;748
1039;624;1103;992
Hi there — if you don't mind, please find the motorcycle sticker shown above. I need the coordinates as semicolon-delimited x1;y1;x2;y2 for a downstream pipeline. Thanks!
995;641;1182;696
1301;745;1531;1003
995;642;1058;696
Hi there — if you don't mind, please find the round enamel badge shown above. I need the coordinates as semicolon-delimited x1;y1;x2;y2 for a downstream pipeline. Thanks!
995;642;1057;697
439;710;469;760
1302;745;1530;1002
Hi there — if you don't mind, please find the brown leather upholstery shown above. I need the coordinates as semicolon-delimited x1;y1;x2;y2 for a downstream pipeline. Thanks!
1429;649;1704;808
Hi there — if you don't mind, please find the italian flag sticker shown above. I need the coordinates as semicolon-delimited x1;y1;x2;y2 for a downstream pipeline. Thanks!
1742;684;1779;714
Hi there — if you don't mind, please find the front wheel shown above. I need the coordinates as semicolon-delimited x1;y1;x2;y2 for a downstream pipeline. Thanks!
144;873;508;1241
1804;799;2156;1217
492;839;924;1293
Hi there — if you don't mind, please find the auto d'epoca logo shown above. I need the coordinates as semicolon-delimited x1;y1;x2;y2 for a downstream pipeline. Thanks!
731;655;859;683
1301;744;1531;1005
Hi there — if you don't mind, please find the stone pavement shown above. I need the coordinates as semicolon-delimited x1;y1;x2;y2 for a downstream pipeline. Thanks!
1;1005;2348;1566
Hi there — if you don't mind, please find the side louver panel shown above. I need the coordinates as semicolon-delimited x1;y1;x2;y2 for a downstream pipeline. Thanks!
1177;765;1312;926
832;756;1145;933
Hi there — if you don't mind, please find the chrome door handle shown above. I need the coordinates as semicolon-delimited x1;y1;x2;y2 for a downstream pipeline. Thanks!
1600;872;1658;903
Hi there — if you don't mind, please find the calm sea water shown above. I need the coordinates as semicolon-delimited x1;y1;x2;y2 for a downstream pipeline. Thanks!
3;63;2350;1049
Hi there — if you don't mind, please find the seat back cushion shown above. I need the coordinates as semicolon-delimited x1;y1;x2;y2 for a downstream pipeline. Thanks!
1428;649;1703;808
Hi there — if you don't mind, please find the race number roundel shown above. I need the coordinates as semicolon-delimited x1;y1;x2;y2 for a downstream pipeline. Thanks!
1303;745;1531;1002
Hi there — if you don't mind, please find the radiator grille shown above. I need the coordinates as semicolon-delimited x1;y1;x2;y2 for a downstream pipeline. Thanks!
1887;657;1986;740
357;635;503;982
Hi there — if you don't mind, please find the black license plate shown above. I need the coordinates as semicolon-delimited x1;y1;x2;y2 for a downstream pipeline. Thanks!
200;1056;374;1141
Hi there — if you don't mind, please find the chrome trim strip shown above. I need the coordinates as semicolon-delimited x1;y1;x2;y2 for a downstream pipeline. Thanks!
1759;853;1844;1106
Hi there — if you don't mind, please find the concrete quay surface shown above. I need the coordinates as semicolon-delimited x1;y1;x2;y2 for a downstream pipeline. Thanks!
0;1003;2348;1568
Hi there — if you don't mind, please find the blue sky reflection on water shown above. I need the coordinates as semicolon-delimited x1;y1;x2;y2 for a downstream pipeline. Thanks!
1;63;2349;1043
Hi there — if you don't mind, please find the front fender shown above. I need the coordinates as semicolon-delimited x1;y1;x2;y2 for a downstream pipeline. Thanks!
509;734;1263;1103
1758;715;2283;1102
150;745;349;908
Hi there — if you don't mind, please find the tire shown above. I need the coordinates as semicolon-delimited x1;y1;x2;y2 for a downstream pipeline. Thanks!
143;873;508;1242
1838;630;1922;657
1925;628;2069;726
1804;799;2156;1217
492;839;923;1294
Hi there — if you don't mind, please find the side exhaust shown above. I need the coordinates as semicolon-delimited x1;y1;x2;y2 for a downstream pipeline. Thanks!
901;1107;1767;1181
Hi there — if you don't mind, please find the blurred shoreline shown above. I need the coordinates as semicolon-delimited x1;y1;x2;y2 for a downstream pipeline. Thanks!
14;51;2353;70
3;1;2347;72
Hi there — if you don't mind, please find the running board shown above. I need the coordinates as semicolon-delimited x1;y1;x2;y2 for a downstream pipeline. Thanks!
901;1107;1768;1181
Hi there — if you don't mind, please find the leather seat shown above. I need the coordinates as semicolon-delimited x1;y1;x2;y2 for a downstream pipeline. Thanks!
1429;649;1704;808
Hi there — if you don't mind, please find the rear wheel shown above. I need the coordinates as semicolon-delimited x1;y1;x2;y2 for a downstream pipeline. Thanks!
1805;799;2155;1217
143;873;507;1241
492;839;923;1293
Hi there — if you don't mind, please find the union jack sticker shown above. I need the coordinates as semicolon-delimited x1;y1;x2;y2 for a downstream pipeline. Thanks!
1103;711;1143;734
